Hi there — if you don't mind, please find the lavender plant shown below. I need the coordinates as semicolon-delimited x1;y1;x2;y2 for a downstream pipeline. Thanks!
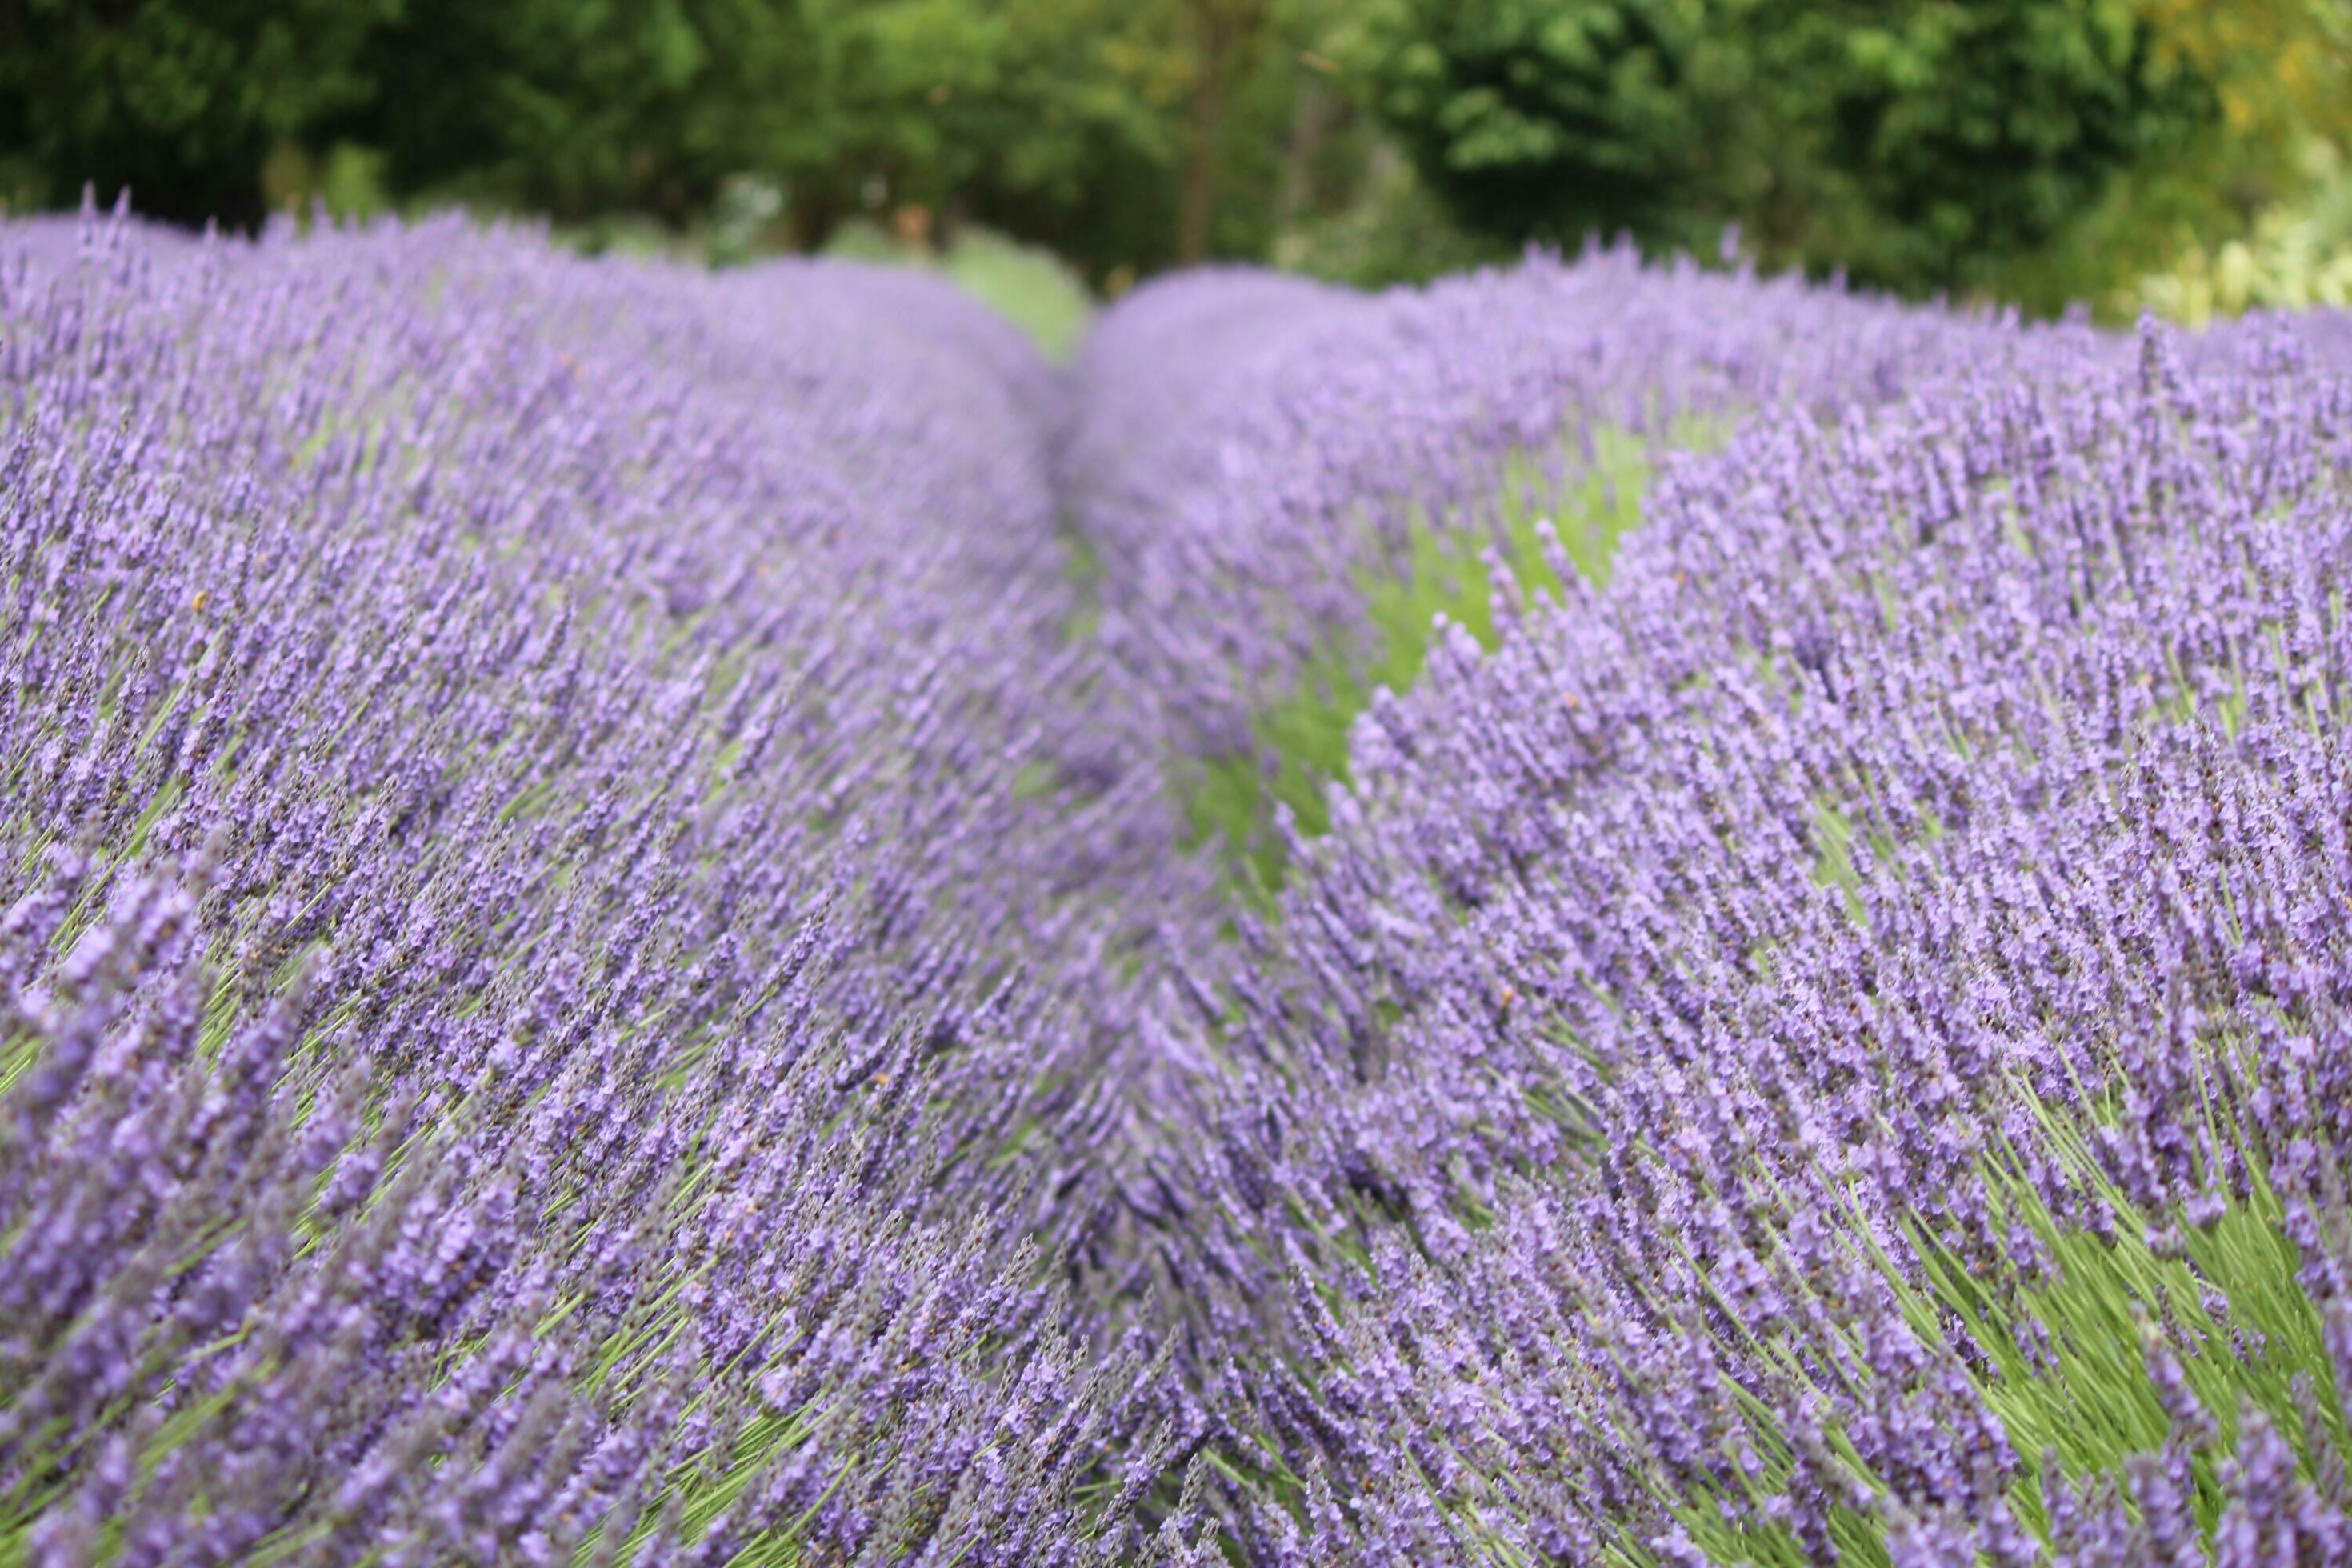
1146;318;2352;1562
1061;244;2073;834
0;201;1216;1566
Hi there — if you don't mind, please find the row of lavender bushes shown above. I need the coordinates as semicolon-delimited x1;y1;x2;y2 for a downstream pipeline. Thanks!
0;201;1229;1566
10;196;2352;1565
1068;262;2352;1561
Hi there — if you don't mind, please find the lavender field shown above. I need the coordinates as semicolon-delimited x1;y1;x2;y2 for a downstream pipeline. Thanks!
7;202;2352;1567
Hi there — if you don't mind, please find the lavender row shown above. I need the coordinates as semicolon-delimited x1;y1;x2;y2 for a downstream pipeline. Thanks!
0;206;1220;1566
1061;245;2094;769
1130;310;2352;1559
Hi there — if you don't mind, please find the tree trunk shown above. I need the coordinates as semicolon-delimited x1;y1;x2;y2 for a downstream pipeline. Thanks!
1176;2;1232;266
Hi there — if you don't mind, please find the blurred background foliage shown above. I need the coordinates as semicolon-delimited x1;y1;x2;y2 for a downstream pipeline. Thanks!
2;0;2349;330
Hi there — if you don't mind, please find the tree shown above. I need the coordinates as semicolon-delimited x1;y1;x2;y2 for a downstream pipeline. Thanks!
342;0;1206;270
342;0;826;226
0;0;395;226
790;0;1191;261
0;0;1322;278
1350;0;1754;252
1350;0;2220;298
1770;0;2216;292
1173;0;1273;262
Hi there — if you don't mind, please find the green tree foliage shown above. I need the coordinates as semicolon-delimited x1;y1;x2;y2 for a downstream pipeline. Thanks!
1353;0;1749;252
346;0;1194;241
1;0;1298;276
0;0;397;226
802;0;1198;270
1352;0;2219;298
12;0;2299;306
337;0;778;223
1775;0;2215;292
344;0;1282;275
2140;0;2352;182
